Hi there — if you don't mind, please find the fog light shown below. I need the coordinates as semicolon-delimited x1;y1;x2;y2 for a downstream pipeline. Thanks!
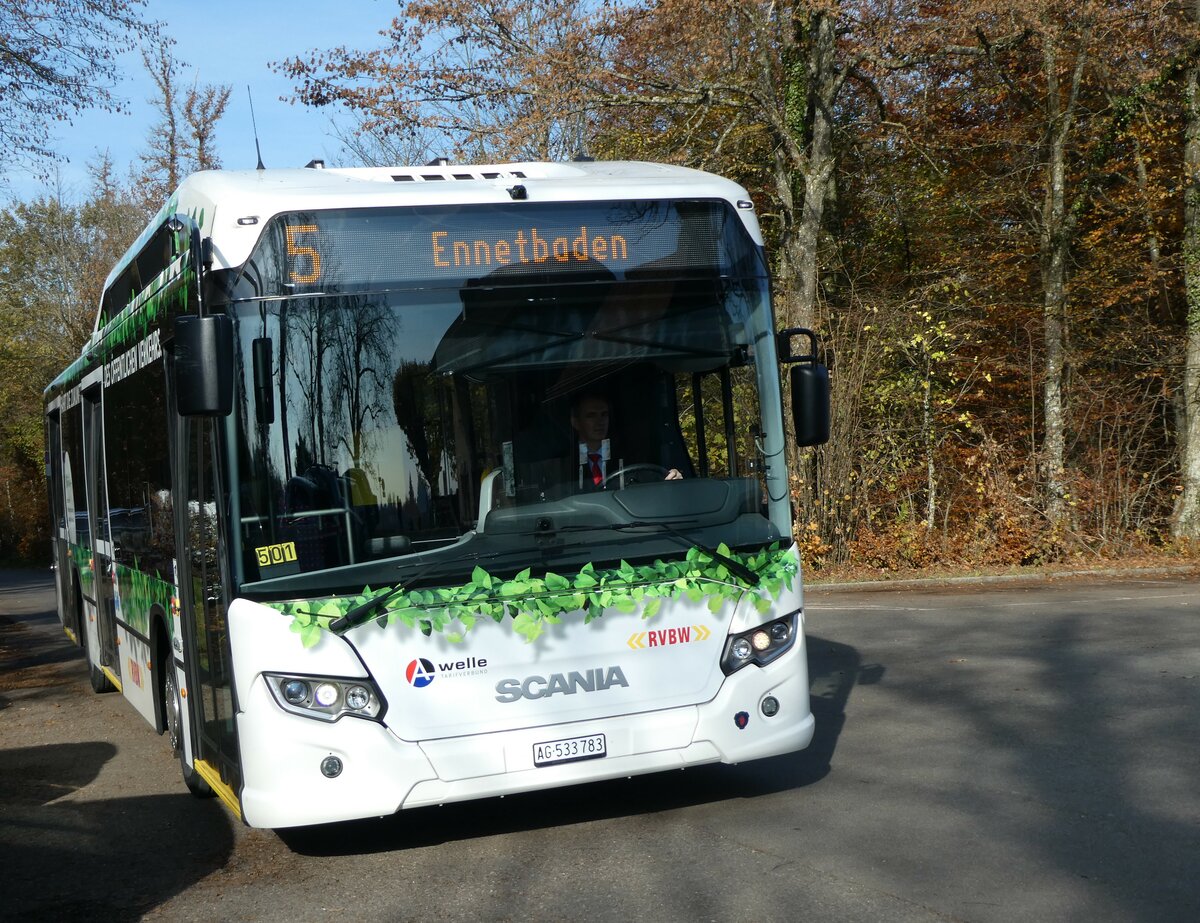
320;755;343;778
761;695;780;717
282;679;309;705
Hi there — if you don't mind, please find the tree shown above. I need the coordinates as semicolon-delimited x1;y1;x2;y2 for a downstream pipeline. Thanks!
277;0;599;163
0;165;142;560
140;46;184;199
1176;0;1200;539
900;2;1176;528
185;81;233;172
0;0;159;172
138;44;231;206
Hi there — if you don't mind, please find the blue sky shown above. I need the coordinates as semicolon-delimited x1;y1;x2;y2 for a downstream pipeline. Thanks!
2;0;393;202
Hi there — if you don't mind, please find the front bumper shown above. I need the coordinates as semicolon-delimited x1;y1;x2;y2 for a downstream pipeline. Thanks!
238;642;813;829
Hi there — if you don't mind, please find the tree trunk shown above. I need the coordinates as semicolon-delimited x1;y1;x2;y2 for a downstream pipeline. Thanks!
1038;33;1088;524
1174;7;1200;539
1132;133;1171;322
775;11;838;333
773;9;839;490
1041;242;1068;524
924;361;937;530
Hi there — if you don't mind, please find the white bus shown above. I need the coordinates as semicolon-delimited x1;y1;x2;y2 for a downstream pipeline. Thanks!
43;160;829;828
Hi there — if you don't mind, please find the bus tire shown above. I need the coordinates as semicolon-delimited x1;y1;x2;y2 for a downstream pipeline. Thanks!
78;591;114;694
159;644;214;800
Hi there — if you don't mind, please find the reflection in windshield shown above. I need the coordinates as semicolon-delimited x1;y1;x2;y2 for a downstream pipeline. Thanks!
227;201;788;592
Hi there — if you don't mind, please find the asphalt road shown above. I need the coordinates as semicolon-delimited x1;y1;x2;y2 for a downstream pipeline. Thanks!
1;568;1198;922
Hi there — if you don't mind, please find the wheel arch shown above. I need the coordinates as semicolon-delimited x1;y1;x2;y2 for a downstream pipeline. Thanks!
149;603;173;735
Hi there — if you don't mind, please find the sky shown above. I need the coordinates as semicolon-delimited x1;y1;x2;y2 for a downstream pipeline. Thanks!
1;0;394;203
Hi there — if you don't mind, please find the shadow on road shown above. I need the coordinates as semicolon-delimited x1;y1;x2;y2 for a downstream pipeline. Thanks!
0;613;86;714
0;570;237;922
864;588;1200;921
0;737;235;921
280;633;876;856
0;742;117;805
1;791;236;922
0;611;82;670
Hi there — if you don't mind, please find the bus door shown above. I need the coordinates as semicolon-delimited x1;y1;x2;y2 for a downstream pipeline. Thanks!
45;411;73;634
83;386;119;677
178;415;242;796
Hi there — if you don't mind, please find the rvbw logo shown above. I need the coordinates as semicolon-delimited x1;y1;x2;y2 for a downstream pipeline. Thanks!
405;658;436;688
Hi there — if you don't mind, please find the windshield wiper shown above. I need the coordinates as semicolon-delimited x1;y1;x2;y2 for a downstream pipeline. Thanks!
549;519;760;586
623;520;760;586
328;517;761;635
326;537;599;635
327;550;498;635
328;585;408;636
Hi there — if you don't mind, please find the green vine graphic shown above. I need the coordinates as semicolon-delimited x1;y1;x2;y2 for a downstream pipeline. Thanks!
105;261;194;352
70;543;94;599
114;559;175;637
271;544;797;648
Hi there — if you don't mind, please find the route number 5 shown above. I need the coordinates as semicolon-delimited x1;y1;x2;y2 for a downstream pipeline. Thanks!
286;224;321;284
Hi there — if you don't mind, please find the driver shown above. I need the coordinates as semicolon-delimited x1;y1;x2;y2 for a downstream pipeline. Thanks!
570;393;682;488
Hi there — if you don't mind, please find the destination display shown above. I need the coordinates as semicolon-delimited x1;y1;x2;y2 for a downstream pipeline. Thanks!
242;200;763;295
430;225;630;270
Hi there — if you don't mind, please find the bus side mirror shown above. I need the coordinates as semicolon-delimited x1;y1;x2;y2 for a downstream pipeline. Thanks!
778;327;830;447
790;362;830;446
175;314;233;416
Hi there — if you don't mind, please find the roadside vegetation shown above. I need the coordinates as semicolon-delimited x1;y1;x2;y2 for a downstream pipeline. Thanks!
5;1;1200;580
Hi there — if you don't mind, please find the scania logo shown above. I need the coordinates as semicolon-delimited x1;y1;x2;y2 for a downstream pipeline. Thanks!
405;658;436;688
494;665;629;703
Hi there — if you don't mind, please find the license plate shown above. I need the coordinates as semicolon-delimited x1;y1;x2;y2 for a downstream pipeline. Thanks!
533;733;607;767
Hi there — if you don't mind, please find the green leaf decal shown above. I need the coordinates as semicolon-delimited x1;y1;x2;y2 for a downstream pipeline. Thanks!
269;546;798;645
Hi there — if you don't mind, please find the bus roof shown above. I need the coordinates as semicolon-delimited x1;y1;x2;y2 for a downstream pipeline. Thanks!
107;160;763;289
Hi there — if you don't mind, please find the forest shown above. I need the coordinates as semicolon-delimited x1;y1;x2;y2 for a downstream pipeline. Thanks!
3;0;1200;578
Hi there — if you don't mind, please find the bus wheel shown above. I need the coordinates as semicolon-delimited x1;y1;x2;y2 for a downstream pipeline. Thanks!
78;593;114;694
161;660;214;799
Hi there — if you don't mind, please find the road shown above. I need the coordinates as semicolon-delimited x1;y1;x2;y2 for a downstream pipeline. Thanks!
2;568;1198;922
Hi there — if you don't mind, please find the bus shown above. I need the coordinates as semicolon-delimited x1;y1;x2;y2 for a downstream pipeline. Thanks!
43;160;829;829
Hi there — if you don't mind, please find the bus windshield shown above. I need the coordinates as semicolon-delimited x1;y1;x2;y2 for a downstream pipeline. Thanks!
227;199;788;595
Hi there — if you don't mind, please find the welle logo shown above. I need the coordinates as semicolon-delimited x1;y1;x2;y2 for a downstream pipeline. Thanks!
404;655;490;688
405;658;436;688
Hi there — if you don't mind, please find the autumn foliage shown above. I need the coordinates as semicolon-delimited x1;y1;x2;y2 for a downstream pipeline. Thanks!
7;1;1200;576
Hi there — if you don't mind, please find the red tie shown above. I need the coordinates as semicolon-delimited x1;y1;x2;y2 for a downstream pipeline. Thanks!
588;453;603;485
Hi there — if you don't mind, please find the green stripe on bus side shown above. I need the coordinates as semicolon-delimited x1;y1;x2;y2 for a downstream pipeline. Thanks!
66;543;175;639
69;543;95;599
105;262;195;352
46;256;196;395
113;559;175;638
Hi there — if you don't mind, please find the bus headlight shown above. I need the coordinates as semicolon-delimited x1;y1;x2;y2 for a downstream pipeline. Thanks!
282;679;310;705
314;683;340;707
265;673;385;722
720;613;798;676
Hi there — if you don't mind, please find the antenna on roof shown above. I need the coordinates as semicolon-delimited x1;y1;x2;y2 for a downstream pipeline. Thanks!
247;86;266;171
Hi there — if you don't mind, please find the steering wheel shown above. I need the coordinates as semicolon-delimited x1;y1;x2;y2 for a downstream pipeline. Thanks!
601;464;670;487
